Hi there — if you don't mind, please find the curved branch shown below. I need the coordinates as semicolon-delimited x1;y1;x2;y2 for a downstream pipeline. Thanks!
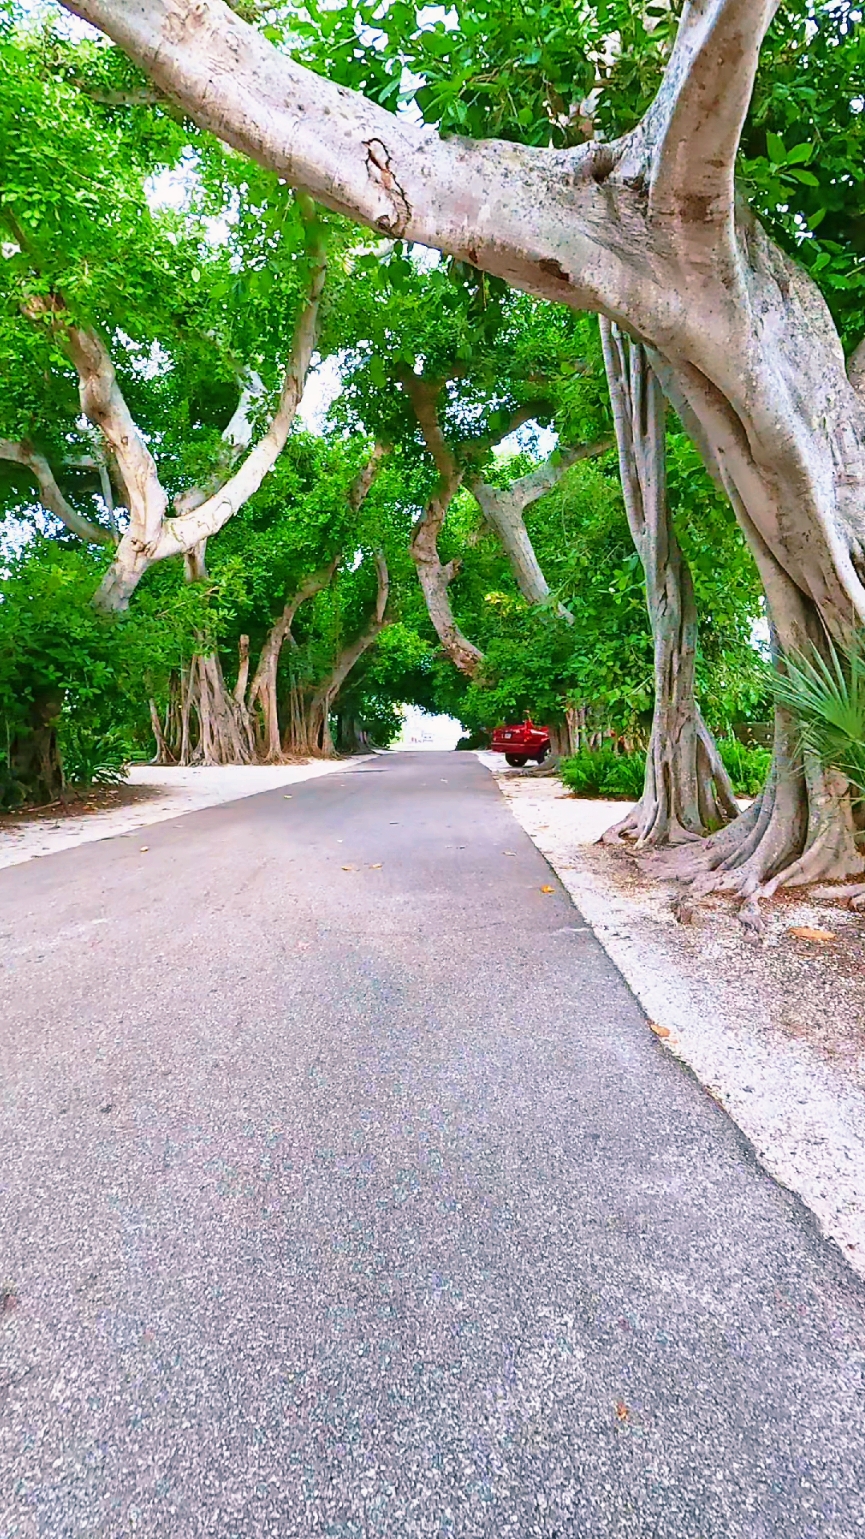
468;441;610;616
306;551;391;754
150;220;326;559
640;0;778;231
0;439;115;546
61;321;168;546
246;443;388;760
59;0;645;317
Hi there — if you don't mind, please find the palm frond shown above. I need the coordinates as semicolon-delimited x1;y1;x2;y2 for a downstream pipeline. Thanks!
771;632;865;797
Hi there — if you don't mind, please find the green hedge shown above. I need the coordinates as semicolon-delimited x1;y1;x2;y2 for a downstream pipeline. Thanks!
560;738;773;801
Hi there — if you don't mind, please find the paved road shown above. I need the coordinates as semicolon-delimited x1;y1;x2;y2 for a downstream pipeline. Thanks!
1;752;864;1539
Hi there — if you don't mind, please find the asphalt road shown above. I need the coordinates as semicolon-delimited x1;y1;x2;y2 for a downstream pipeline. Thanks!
2;751;864;1539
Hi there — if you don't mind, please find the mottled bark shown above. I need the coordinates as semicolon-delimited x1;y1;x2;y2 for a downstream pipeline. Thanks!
468;439;610;620
600;321;737;847
287;552;390;756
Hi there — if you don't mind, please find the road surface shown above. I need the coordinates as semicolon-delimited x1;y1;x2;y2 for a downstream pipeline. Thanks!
1;752;864;1537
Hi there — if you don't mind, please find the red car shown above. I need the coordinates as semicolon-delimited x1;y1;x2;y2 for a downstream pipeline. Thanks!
490;718;551;768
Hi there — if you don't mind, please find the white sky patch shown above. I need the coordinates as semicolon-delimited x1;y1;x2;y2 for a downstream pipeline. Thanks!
498;423;558;459
297;353;345;434
392;706;463;751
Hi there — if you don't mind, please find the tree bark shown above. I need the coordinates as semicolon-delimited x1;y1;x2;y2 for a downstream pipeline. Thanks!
400;374;484;677
22;200;328;612
468;439;611;620
5;690;65;806
287;552;390;756
600;320;738;846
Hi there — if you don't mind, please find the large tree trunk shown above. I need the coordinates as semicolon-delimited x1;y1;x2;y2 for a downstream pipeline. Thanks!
285;552;390;756
150;641;255;765
5;690;64;806
600;321;738;847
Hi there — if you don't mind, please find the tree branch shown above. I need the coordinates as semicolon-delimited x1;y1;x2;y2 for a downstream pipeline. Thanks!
468;439;609;616
313;550;390;708
637;0;778;232
0;439;115;546
58;0;643;316
148;203;326;561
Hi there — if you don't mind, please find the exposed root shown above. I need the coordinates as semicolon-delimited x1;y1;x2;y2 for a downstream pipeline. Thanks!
643;740;865;930
810;883;865;911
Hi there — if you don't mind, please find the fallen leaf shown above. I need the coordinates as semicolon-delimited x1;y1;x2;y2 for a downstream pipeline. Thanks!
615;1402;630;1422
788;925;836;943
540;885;554;894
649;1022;671;1039
369;863;383;869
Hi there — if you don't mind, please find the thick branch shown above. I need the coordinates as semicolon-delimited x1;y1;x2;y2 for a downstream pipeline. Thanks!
0;439;115;546
61;321;167;546
639;1;778;232
59;0;642;317
401;377;483;675
483;438;612;515
151;219;326;559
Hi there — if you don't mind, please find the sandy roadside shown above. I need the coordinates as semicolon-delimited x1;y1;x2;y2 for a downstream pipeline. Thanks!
478;751;865;1280
0;759;367;870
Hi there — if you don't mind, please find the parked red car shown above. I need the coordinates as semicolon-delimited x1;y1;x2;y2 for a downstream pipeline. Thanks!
490;718;551;768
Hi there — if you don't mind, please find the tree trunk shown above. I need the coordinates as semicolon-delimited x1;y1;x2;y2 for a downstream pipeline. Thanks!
5;690;64;806
245;447;386;758
285;552;390;756
246;557;340;761
600;321;738;847
150;642;255;766
410;489;483;678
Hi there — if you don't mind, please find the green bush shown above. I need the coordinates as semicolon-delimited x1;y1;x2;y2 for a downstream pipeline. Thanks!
770;636;865;799
559;746;646;799
717;737;772;797
59;722;131;787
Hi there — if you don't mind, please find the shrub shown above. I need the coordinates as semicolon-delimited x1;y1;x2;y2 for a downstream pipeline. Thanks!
59;722;131;787
559;746;646;799
717;737;772;798
770;636;865;799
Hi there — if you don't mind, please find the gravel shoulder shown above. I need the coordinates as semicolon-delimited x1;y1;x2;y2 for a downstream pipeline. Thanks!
479;751;865;1278
0;759;366;870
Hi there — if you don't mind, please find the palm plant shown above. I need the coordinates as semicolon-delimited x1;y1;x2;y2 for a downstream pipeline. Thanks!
771;634;865;798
